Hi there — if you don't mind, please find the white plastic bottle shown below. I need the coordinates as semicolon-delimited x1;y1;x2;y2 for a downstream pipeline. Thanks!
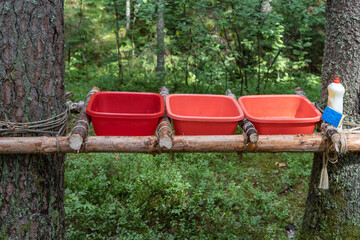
327;77;345;129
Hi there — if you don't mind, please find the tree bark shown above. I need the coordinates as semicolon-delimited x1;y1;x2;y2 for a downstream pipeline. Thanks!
156;0;165;84
300;1;360;238
0;0;66;239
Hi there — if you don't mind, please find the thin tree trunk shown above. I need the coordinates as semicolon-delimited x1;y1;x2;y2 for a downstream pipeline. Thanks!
131;3;140;57
0;0;66;238
113;0;123;85
156;0;165;85
300;1;360;238
67;46;72;80
82;51;90;89
126;0;131;33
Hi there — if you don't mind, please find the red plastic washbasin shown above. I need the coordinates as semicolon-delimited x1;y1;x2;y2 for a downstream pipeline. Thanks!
166;94;244;135
238;95;321;135
86;92;164;136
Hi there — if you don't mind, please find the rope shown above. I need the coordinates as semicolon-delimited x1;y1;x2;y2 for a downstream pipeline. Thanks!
318;122;357;190
155;120;173;153
70;119;89;135
159;90;169;97
0;107;69;136
155;120;173;139
87;89;99;97
242;131;249;153
242;121;253;130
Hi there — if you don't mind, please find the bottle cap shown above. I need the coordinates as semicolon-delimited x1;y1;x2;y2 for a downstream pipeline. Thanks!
334;77;340;83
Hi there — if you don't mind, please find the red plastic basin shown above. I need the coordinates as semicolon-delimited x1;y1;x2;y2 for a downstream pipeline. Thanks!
238;95;321;135
86;92;164;136
166;94;244;135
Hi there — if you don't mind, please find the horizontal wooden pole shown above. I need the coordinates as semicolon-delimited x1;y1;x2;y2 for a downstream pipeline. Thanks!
0;133;359;154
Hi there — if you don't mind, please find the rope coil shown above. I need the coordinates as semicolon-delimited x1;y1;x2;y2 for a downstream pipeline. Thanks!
155;120;173;139
0;108;69;136
319;125;353;190
70;119;89;135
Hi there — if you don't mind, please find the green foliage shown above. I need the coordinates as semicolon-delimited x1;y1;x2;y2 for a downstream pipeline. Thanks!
64;0;325;101
65;152;313;239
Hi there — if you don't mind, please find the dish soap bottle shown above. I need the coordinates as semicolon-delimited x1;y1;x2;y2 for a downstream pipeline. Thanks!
327;77;345;129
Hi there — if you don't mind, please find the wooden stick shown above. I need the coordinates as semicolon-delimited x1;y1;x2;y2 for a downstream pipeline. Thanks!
1;134;360;154
226;89;258;143
240;118;259;143
68;87;100;151
294;87;307;97
67;100;85;113
65;91;74;100
156;86;173;150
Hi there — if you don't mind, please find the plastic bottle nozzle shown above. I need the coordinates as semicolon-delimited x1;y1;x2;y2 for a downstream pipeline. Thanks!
334;77;340;83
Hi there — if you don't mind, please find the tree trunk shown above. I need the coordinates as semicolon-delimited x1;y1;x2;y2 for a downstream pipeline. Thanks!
156;0;165;84
0;0;66;239
300;1;360;238
126;0;130;33
113;0;123;85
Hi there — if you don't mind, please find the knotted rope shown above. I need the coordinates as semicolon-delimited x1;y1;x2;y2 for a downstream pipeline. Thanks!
0;108;68;136
0;107;69;153
318;122;358;190
155;120;173;153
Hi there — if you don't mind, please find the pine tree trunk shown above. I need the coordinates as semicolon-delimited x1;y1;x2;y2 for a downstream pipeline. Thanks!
156;0;165;84
0;0;66;239
300;1;360;238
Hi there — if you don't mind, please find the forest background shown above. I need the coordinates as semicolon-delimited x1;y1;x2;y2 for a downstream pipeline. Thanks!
64;0;326;239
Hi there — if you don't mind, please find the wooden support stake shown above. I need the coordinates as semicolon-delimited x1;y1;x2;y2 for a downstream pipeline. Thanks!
1;134;360;154
69;87;100;151
294;87;307;97
226;89;258;143
240;118;259;143
156;86;173;150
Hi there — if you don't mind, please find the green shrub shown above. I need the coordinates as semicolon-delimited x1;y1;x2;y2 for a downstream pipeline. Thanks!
65;152;312;239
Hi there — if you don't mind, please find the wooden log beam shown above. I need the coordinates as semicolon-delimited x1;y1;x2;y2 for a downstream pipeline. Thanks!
156;86;173;150
1;133;360;154
226;89;258;143
68;87;100;151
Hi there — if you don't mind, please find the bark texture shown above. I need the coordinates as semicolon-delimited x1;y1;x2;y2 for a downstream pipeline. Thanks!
0;0;66;239
300;0;360;238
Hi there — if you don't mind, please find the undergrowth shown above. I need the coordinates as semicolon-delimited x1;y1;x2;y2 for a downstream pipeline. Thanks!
65;152;312;239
